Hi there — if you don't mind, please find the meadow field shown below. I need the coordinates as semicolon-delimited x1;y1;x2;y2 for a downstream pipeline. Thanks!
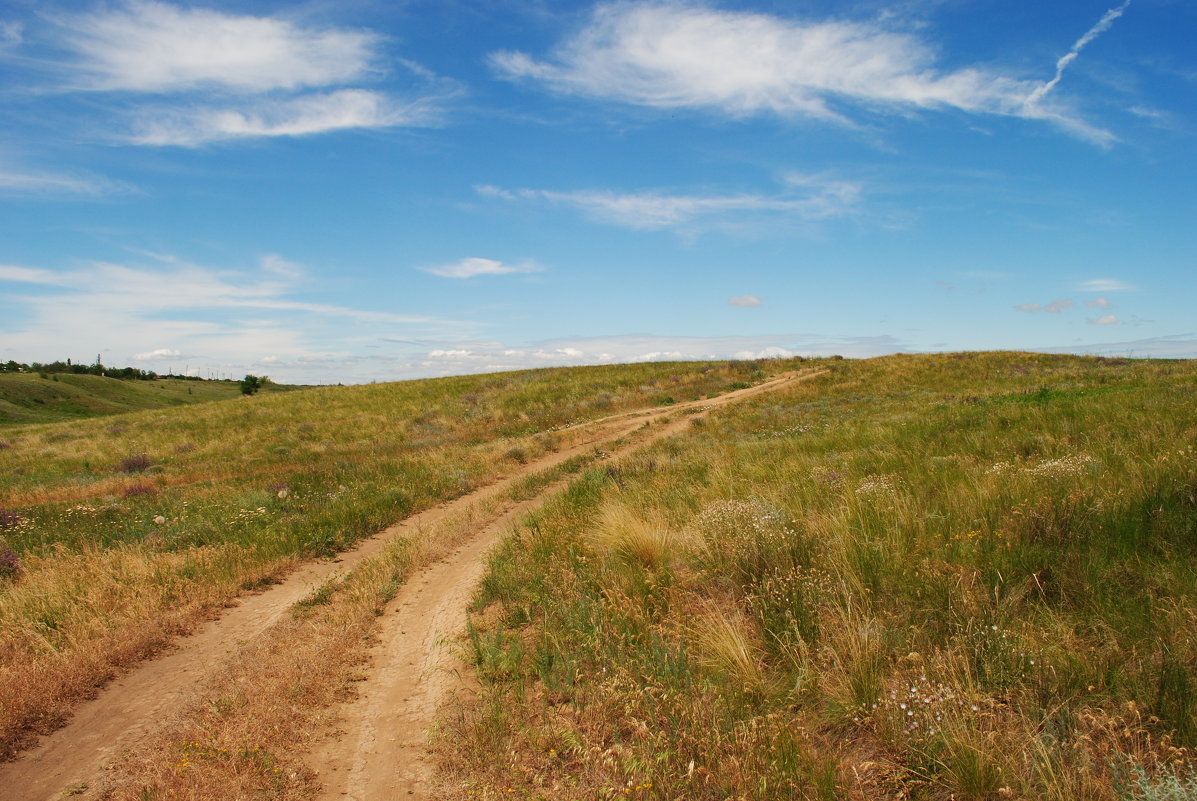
0;359;775;761
441;353;1197;800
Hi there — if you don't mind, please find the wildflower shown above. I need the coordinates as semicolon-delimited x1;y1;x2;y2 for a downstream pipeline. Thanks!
153;515;166;525
0;544;20;580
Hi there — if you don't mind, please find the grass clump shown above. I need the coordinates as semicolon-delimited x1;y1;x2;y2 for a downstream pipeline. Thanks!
440;352;1197;801
116;453;154;473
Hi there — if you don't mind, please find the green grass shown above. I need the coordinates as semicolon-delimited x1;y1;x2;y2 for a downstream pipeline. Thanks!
0;372;297;425
0;357;791;758
442;352;1197;801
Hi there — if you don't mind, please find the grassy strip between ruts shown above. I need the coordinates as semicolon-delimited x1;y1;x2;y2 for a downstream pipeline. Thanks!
438;352;1197;801
0;359;790;761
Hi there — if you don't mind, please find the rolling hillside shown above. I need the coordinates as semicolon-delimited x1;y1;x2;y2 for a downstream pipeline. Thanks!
0;372;293;425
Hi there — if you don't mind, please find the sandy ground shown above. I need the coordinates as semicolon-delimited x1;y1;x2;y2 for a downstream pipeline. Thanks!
0;370;817;801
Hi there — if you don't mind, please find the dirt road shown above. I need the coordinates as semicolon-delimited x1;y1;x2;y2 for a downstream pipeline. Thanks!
0;369;818;801
307;370;823;801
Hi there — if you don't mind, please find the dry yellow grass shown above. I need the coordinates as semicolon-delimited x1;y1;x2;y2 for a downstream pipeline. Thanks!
589;500;682;570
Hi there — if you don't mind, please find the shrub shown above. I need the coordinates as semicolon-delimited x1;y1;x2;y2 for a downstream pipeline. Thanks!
239;374;265;395
118;453;153;473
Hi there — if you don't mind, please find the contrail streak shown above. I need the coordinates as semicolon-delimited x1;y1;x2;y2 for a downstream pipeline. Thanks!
1025;0;1131;108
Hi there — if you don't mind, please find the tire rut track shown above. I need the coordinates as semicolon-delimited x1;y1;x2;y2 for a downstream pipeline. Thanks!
0;370;818;801
308;370;822;801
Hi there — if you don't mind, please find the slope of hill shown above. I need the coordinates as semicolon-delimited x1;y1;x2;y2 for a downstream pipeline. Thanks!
0;373;290;425
0;357;788;765
7;352;1192;801
442;352;1197;801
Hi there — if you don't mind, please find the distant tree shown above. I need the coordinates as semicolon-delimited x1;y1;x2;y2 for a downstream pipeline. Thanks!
239;374;264;395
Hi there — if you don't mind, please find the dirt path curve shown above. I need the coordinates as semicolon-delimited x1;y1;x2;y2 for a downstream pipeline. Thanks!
0;369;818;801
309;370;825;801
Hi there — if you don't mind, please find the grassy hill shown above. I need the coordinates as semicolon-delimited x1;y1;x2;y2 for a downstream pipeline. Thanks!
443;352;1197;801
0;357;785;758
3;352;1195;800
0;372;294;425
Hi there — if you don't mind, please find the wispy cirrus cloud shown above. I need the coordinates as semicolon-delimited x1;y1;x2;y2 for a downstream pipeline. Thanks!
129;89;444;146
0;20;21;49
420;257;544;279
40;1;452;146
59;0;378;93
1080;277;1133;292
491;1;1119;142
0;167;132;197
0;264;71;285
476;173;861;231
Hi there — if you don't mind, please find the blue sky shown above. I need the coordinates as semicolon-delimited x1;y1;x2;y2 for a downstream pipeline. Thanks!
1;0;1193;383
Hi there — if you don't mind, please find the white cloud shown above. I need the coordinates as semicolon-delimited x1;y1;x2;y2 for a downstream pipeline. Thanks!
130;89;440;146
1016;299;1075;313
0;264;71;285
1036;334;1197;359
60;1;378;93
1080;278;1132;292
0;254;471;384
421;257;543;279
0;168;129;196
1089;314;1118;325
1;20;22;48
38;2;453;145
729;295;761;308
491;2;1108;140
132;347;182;360
1085;297;1110;308
260;253;304;280
407;333;905;377
478;176;860;231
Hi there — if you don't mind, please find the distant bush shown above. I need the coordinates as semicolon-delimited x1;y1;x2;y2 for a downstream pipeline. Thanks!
240;374;267;395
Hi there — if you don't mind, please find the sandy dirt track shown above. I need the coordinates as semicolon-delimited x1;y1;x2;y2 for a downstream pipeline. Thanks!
308;370;824;801
0;370;819;801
